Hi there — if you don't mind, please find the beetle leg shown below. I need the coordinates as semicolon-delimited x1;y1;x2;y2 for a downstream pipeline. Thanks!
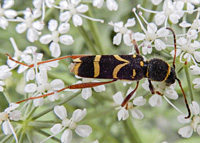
129;32;140;55
121;81;139;107
148;79;163;96
16;79;117;104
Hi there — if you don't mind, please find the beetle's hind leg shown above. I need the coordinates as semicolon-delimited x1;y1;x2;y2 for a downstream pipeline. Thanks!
16;79;117;104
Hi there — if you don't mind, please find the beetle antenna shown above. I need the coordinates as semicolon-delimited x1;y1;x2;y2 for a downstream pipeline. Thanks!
166;27;177;69
175;77;191;119
166;28;191;119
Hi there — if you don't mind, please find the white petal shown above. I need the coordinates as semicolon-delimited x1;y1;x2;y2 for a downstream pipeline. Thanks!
50;123;62;134
93;0;104;8
72;108;87;122
49;42;61;57
48;19;58;31
4;9;17;18
59;11;71;22
81;88;92;100
5;103;19;112
149;94;162;107
157;27;169;37
54;105;67;120
51;79;64;90
3;0;14;8
24;83;37;93
113;33;122;45
147;23;157;33
113;92;123;105
59;35;74;45
72;14;83;27
9;110;21;121
169;14;179;24
71;0;81;5
194;51;200;62
164;89;178;100
106;0;118;11
16;23;27;33
154;39;166;51
0;17;9;29
123;34;132;46
133;96;146;106
26;68;35;81
76;4;89;13
179;21;191;28
155;13;165;26
27;28;39;42
2;121;12;135
118;108;129;121
124;18;135;27
151;0;162;5
189;101;200;115
58;22;70;34
61;129;72;143
131;108;144;119
32;21;44;30
178;125;193;138
134;32;145;41
39;34;53;44
75;125;92;137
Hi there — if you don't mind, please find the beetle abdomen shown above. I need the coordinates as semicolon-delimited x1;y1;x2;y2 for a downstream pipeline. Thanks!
71;55;147;81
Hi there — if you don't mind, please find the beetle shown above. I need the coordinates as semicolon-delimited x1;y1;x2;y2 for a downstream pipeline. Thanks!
6;28;191;118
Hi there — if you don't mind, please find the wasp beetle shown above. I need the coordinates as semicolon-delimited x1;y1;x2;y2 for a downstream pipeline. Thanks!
6;28;191;118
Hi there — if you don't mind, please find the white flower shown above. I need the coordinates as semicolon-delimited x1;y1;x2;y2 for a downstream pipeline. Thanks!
43;106;92;143
109;18;136;46
15;8;44;42
142;80;178;107
0;103;21;142
155;0;184;26
39;19;74;57
93;0;118;11
138;0;184;27
24;70;65;106
178;101;200;138
8;46;59;81
59;0;103;27
0;65;12;91
0;0;17;29
113;87;146;120
170;36;200;64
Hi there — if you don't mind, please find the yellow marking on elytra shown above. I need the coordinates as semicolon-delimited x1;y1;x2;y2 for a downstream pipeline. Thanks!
72;63;81;75
73;58;82;63
114;55;129;63
132;69;136;78
133;54;137;58
162;63;171;82
93;55;101;77
113;63;128;78
140;61;144;67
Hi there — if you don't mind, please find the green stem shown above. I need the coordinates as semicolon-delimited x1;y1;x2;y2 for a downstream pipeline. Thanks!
86;8;105;54
184;64;194;101
77;26;98;54
123;118;142;143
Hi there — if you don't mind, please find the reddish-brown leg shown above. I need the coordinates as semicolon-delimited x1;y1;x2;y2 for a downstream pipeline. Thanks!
16;79;117;104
